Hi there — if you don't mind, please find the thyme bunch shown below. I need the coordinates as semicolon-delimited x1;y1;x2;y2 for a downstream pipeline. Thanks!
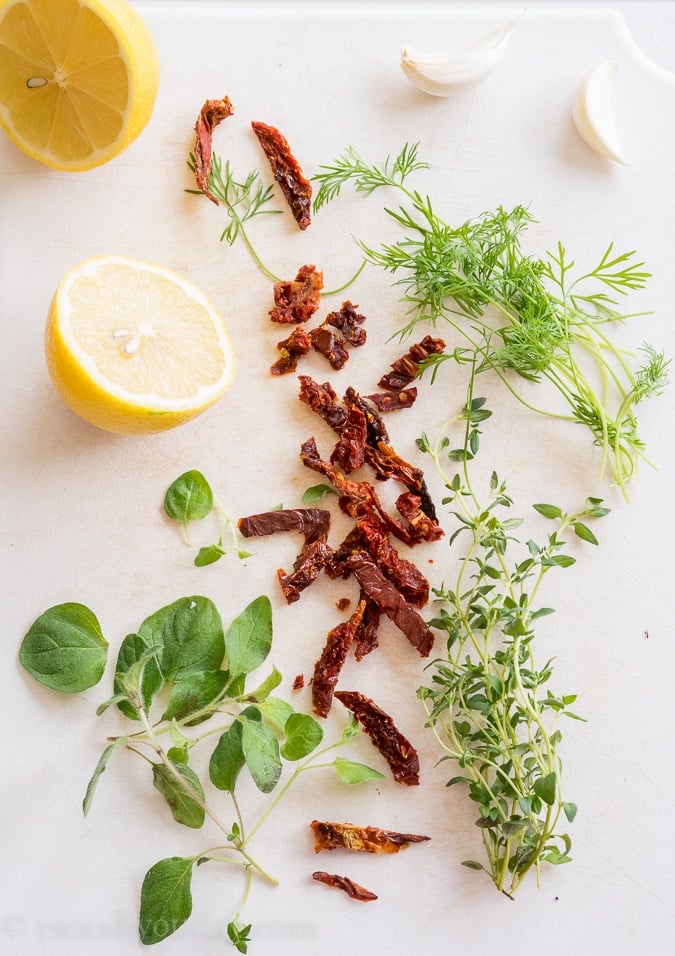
415;369;609;897
313;144;669;495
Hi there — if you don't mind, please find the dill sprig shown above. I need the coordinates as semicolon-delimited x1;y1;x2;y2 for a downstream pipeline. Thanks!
313;144;669;496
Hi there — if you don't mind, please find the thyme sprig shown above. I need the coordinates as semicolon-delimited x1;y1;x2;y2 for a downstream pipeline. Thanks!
416;369;609;897
313;144;669;495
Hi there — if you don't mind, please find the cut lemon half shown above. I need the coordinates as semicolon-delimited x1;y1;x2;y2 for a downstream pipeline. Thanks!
45;256;236;434
0;0;159;170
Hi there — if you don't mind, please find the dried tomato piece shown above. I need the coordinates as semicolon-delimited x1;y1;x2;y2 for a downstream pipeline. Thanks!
278;538;334;604
298;377;347;431
251;120;312;230
395;492;444;543
365;442;440;526
378;335;446;391
353;593;382;661
310;326;350;370
334;690;420;786
312;600;366;718
330;404;367;473
325;301;367;347
193;96;234;205
293;674;305;690
270;327;311;376
310;821;430;854
312;871;378;902
238;508;330;544
346;552;433;657
344;387;390;446
362;389;417;411
270;265;324;324
355;514;429;607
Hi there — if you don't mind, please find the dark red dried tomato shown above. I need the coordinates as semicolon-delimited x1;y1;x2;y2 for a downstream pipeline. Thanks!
310;326;350;370
193;96;234;205
353;514;430;607
377;335;446;391
238;508;330;544
344;387;390;446
298;377;348;431
270;265;323;324
364;442;440;527
310;821;430;854
334;690;420;786
395;492;444;542
362;388;417;411
325;301;367;347
330;404;367;473
251;120;312;230
278;539;334;604
312;871;378;902
352;593;382;661
345;552;433;657
293;674;305;690
312;600;366;718
270;327;312;376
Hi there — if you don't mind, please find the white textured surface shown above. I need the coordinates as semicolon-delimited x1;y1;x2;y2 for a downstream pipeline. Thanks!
2;3;675;955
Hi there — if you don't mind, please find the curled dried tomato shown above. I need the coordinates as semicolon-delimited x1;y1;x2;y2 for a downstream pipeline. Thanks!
334;690;420;786
353;593;381;661
298;377;348;431
310;325;350;370
310;821;430;854
325;301;367;347
270;327;311;376
270;265;323;324
362;389;417;411
330;404;367;473
312;600;366;718
193;96;234;205
251;120;312;230
377;335;446;391
311;871;378;902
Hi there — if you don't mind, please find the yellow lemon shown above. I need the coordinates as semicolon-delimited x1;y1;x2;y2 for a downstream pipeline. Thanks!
0;0;159;170
45;256;236;434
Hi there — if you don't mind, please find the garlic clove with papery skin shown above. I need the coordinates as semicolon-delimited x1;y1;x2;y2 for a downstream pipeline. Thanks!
572;61;627;164
401;21;514;97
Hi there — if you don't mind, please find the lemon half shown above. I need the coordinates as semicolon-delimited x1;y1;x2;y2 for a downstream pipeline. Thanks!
45;256;236;434
0;0;159;170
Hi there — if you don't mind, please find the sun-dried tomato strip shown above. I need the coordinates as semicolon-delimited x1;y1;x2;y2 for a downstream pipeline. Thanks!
310;821;430;854
298;377;348;431
238;508;330;544
330;404;367;473
270;327;311;376
365;442;440;527
270;265;324;324
312;600;366;718
345;552;433;657
334;690;420;786
395;492;444;543
310;326;350;370
251;120;312;230
353;592;382;661
312;871;378;901
325;302;367;347
344;387;390;446
278;539;333;604
362;389;417;412
378;335;446;391
354;515;430;607
193;96;234;205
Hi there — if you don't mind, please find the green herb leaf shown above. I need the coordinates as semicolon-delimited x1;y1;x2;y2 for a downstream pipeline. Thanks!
224;595;272;679
302;484;338;503
161;670;229;724
152;761;206;828
139;857;194;944
280;713;324;760
164;470;213;524
82;737;128;816
194;544;227;567
245;666;282;702
333;756;386;784
19;603;108;694
209;721;245;793
139;596;224;683
532;771;557;806
114;632;163;721
562;801;578;822
533;503;563;520
255;696;294;733
227;920;252;954
572;522;599;545
241;715;282;793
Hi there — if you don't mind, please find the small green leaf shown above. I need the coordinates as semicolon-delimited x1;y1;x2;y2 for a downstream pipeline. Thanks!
194;544;227;566
461;860;487;872
114;632;163;721
572;522;599;545
245;666;282;702
562;801;578;822
164;471;213;523
224;595;272;678
256;696;294;733
533;503;563;519
227;920;252;954
333;756;385;784
161;670;229;724
19;603;108;694
82;737;127;816
302;484;337;503
533;771;557;806
139;857;194;944
152;761;206;828
281;713;324;760
139;597;224;683
241;716;282;793
209;721;245;793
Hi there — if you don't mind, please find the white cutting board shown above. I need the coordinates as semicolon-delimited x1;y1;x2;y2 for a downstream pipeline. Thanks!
2;3;675;955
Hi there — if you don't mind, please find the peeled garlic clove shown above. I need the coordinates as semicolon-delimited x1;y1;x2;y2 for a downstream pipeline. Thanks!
401;22;513;96
572;61;627;164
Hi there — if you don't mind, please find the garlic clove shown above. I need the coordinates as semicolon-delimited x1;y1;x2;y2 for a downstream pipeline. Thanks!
572;61;627;164
401;22;514;97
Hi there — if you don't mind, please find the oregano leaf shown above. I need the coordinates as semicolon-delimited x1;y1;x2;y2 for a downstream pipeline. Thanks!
161;670;229;724
152;761;206;828
333;756;385;784
139;857;194;944
280;712;324;760
209;721;245;793
241;716;281;793
82;737;128;816
19;603;108;694
224;595;272;678
164;471;213;524
139;596;224;682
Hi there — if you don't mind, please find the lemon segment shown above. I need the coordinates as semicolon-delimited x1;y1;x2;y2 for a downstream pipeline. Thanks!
45;257;236;434
0;0;159;170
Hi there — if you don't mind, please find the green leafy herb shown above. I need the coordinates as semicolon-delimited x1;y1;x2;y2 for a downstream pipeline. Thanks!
333;756;386;784
417;369;609;897
164;470;214;543
301;483;338;503
314;143;669;495
19;603;108;694
22;593;380;950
